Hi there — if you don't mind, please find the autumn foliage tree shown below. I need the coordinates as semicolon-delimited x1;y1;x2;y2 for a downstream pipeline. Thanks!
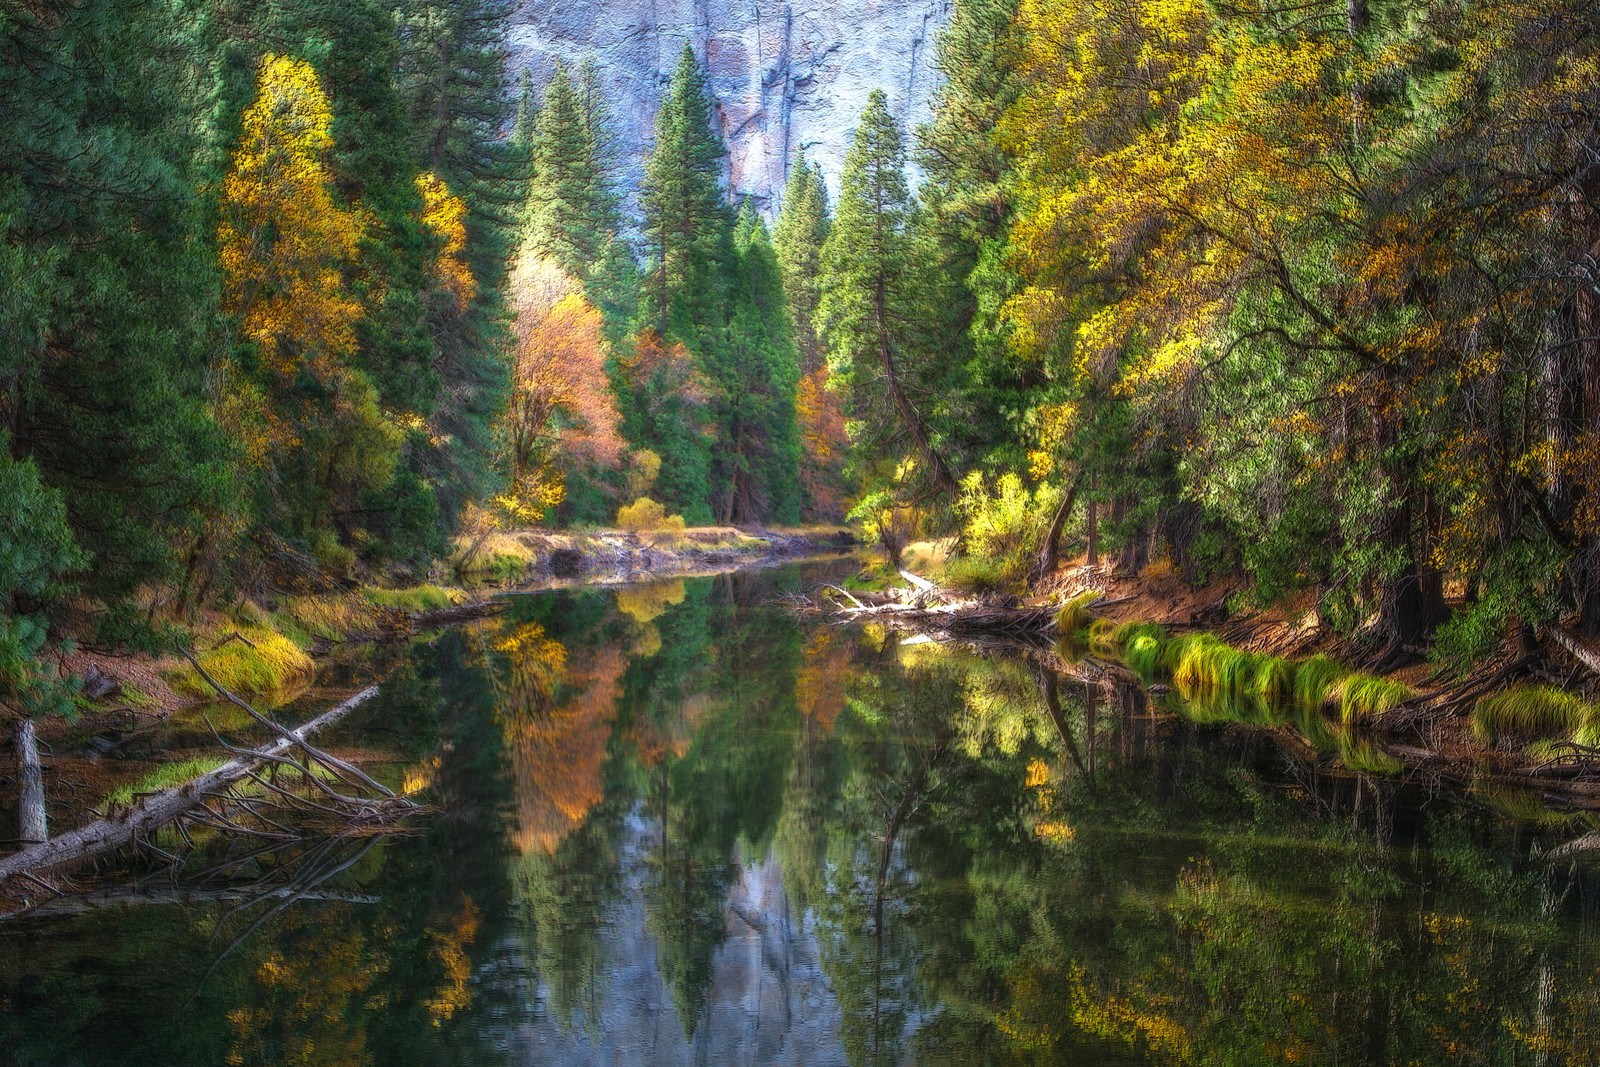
219;54;401;547
501;255;625;524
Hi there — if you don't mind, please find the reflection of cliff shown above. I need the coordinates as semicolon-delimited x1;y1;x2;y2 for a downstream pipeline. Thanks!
509;645;627;855
498;809;847;1065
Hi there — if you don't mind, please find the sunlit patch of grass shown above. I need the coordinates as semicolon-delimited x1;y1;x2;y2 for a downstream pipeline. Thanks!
1055;590;1102;636
167;626;314;698
1328;674;1413;726
1472;685;1595;745
1293;654;1350;712
452;533;537;581
104;757;227;810
362;584;460;613
282;594;379;641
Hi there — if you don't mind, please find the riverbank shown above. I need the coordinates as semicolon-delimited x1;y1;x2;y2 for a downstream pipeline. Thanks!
4;527;858;842
842;550;1600;807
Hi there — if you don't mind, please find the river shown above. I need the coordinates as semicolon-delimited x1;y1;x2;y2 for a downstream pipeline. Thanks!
4;558;1600;1064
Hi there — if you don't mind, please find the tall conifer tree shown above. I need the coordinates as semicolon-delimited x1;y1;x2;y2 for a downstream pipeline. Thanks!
820;91;959;501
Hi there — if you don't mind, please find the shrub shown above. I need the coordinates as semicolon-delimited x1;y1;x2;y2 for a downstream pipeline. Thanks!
309;528;356;577
617;497;687;533
944;555;1015;596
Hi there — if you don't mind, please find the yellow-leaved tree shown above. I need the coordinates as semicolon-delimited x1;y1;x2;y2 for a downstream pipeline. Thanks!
415;171;476;313
218;54;400;538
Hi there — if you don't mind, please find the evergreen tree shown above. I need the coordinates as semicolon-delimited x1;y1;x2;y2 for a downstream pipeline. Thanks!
525;62;608;277
0;0;235;623
775;152;851;520
773;152;832;374
711;206;803;525
393;0;521;531
820;90;959;503
640;44;734;346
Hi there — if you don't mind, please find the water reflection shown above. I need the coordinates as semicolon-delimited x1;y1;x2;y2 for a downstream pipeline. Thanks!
7;560;1600;1065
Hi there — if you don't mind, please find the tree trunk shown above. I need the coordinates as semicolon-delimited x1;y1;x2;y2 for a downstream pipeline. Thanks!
1086;498;1100;566
1030;470;1083;584
874;278;958;500
16;720;46;846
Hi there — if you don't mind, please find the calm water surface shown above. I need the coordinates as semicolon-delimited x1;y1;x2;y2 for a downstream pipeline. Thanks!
5;559;1600;1065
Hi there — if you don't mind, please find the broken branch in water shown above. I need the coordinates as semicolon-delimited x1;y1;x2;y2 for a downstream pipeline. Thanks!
0;684;412;907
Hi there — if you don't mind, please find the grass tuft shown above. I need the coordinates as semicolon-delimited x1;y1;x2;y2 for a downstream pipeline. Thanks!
1055;591;1102;636
362;584;460;613
1329;674;1413;725
104;757;228;809
169;626;314;698
1293;654;1350;712
1472;685;1595;745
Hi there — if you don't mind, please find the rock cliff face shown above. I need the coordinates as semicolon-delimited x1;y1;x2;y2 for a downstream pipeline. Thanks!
507;0;952;215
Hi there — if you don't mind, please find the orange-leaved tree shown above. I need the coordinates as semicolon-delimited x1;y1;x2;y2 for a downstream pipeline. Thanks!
498;255;625;524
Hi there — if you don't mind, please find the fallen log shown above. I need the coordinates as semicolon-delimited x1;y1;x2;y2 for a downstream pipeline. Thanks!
1551;624;1600;677
0;687;379;887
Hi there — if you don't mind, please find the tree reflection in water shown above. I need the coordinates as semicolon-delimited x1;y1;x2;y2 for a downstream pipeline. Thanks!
6;560;1600;1065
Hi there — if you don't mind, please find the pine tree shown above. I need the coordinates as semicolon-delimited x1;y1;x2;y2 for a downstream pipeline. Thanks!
773;152;832;375
774;152;850;520
640;44;733;345
711;206;803;524
525;62;608;277
820;90;959;502
0;0;235;623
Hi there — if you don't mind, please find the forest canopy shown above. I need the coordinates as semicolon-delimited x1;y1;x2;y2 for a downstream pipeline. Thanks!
3;0;1600;724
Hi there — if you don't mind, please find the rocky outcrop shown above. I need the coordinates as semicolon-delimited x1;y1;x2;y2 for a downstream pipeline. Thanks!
507;0;953;214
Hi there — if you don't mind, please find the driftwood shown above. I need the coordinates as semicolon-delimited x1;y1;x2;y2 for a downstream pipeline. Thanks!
806;579;1061;644
0;687;380;887
16;720;47;845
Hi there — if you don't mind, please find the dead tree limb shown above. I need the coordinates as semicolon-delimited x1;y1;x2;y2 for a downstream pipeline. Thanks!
1551;625;1600;677
0;687;378;886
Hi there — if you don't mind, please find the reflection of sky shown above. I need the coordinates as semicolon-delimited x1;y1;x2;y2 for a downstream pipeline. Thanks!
489;806;852;1066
